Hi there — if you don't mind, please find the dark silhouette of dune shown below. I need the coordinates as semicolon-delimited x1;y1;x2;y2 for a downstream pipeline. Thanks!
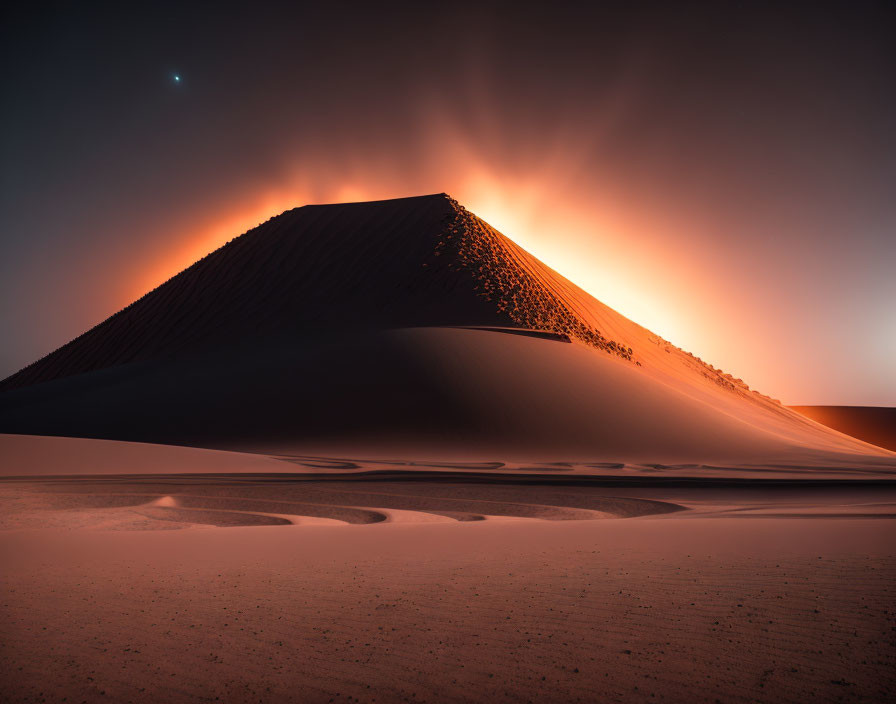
0;194;891;464
0;195;513;390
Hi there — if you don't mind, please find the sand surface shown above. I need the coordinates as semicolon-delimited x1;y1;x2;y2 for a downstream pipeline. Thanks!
2;493;894;704
3;432;895;482
2;434;895;703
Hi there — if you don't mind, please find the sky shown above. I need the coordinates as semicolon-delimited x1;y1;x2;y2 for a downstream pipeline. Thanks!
1;1;894;405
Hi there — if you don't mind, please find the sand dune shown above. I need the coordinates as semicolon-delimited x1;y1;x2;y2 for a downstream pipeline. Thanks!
2;195;894;702
0;194;890;465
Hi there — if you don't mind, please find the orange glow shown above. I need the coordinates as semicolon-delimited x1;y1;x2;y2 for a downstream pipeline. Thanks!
115;108;891;407
134;191;309;299
130;141;710;378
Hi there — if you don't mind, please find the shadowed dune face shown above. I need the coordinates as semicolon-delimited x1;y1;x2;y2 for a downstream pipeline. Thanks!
0;194;891;463
0;328;890;465
0;195;499;391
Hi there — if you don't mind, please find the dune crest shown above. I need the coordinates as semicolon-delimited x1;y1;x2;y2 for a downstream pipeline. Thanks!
0;194;890;463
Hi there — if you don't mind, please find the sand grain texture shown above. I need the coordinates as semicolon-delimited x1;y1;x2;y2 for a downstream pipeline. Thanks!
1;503;894;704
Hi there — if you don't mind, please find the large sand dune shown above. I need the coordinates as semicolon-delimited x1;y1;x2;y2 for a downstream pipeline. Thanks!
2;195;894;702
0;195;890;466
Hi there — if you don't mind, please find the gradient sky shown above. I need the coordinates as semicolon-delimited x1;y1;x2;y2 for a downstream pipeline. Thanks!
1;1;894;405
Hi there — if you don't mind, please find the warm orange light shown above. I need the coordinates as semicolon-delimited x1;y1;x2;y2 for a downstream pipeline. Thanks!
119;113;787;402
130;163;693;354
134;191;314;299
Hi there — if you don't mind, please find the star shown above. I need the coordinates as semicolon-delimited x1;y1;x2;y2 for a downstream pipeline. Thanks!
173;74;182;83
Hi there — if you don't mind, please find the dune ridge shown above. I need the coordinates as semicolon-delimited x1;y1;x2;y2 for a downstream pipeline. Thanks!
0;194;786;402
0;194;890;463
0;195;489;391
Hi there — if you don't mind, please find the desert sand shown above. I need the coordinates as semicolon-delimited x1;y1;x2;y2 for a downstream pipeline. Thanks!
1;195;894;703
1;441;895;703
2;434;896;702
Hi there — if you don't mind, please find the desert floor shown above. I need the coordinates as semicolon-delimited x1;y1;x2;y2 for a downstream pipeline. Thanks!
1;474;894;704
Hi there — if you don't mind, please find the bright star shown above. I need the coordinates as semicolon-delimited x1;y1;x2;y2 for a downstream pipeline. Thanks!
173;74;181;83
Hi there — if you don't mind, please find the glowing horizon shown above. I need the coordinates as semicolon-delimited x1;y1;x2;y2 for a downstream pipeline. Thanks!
2;3;893;406
130;185;697;364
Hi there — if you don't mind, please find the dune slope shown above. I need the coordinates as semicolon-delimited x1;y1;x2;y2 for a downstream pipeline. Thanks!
0;194;889;464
